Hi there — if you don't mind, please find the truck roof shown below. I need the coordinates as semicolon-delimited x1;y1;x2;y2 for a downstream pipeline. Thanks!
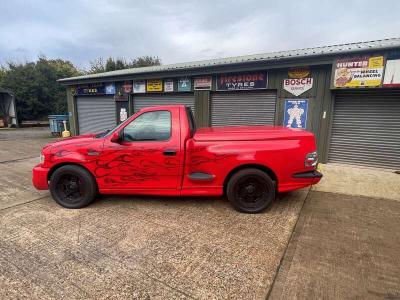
138;104;187;112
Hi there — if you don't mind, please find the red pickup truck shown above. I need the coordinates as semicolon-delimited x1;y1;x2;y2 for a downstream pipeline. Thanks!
32;105;322;213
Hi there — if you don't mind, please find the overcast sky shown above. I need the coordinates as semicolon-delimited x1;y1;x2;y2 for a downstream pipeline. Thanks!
1;0;399;70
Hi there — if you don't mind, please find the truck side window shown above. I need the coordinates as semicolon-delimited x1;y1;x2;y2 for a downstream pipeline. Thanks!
123;110;171;142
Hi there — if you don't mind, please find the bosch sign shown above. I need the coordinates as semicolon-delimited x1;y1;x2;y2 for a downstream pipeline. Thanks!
283;78;313;96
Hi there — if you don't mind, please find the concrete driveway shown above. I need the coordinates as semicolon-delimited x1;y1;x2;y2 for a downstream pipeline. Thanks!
2;128;399;299
0;128;307;299
269;191;400;300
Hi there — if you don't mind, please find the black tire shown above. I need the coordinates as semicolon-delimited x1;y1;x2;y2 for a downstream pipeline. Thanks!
227;168;275;213
49;165;97;209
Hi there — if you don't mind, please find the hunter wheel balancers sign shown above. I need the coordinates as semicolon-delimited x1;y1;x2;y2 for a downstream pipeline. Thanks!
333;56;384;88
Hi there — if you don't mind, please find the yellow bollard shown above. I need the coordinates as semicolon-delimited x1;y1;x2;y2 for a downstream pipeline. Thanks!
62;120;71;138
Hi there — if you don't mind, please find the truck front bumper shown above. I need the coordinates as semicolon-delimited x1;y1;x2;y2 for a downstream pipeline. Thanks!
32;164;49;190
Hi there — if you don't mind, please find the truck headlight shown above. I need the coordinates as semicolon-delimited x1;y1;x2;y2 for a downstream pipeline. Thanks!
305;151;318;167
40;154;45;163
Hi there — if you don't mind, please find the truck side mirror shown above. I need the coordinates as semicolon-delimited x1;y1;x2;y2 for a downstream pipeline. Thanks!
111;131;122;143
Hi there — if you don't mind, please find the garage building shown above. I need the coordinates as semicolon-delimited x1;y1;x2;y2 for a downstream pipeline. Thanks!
59;38;400;170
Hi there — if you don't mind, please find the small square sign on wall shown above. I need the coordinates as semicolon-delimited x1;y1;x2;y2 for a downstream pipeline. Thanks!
178;77;191;92
283;99;308;129
164;79;174;92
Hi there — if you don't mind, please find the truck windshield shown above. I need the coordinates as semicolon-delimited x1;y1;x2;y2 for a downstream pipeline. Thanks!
97;106;196;138
95;118;130;138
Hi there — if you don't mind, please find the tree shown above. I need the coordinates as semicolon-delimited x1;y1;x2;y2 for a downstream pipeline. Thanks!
88;55;161;74
130;56;161;68
0;57;81;121
0;54;162;121
88;57;106;74
0;67;6;84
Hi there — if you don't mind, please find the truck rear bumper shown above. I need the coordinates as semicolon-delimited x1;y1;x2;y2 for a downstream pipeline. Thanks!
292;170;323;179
32;164;49;190
278;170;323;193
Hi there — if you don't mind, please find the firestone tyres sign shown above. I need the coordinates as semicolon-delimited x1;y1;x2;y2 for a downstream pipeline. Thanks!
216;72;267;90
333;56;384;88
283;78;313;96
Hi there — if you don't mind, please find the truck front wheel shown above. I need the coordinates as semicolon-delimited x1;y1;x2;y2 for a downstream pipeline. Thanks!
49;165;97;209
227;168;275;213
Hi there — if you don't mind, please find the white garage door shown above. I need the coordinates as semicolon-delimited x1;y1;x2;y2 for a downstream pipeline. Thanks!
77;96;116;134
211;90;277;126
329;91;400;169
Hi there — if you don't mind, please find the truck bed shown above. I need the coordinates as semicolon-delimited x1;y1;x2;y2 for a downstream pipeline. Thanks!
193;125;314;142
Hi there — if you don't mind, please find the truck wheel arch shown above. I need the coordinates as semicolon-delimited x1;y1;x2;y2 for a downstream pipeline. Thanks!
223;164;278;195
47;162;96;185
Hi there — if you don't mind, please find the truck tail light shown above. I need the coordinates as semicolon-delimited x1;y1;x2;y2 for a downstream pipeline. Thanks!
305;151;318;167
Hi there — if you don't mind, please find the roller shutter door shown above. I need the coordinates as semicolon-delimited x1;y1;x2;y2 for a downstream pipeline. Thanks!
77;96;116;134
211;91;276;126
133;94;195;113
329;91;400;169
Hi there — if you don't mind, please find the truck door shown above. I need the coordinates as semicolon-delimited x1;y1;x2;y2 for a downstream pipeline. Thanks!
98;108;182;191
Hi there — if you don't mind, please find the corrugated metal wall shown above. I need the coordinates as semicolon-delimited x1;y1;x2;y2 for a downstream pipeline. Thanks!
76;96;116;134
329;91;400;169
133;94;195;113
194;90;210;128
210;91;276;126
268;66;332;162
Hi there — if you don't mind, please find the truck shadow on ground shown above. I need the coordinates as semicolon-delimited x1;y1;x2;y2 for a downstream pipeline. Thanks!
81;189;306;215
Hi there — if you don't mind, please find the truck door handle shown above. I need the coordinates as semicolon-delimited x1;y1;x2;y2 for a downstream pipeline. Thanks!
163;149;177;156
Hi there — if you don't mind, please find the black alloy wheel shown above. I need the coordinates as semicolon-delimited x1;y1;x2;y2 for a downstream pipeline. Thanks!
56;174;84;204
227;168;275;213
49;165;97;209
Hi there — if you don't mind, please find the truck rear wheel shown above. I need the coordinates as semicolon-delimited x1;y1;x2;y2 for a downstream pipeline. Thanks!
49;165;97;209
227;168;275;213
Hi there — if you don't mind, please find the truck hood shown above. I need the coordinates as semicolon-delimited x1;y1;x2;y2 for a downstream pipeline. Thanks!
193;126;314;142
42;133;98;152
